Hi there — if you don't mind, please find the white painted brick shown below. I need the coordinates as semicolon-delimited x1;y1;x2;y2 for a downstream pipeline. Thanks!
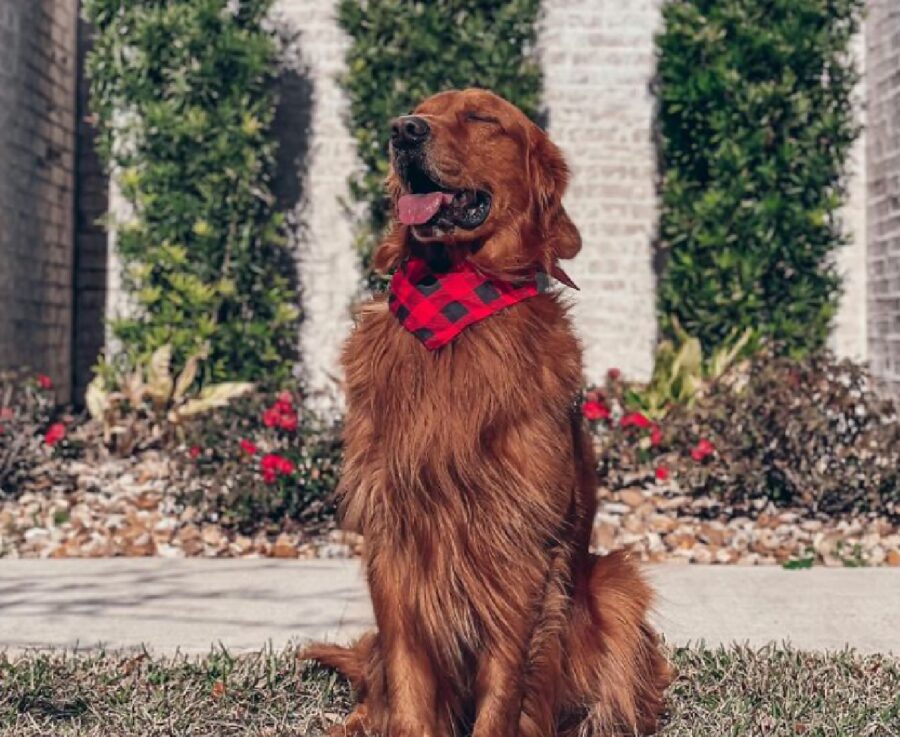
832;30;869;362
274;0;361;404
539;0;661;382
866;0;900;395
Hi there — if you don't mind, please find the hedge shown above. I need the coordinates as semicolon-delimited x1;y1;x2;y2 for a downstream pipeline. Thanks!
337;0;544;287
84;0;299;386
656;0;864;356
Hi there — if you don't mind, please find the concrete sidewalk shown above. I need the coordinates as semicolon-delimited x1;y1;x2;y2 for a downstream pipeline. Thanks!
0;559;897;655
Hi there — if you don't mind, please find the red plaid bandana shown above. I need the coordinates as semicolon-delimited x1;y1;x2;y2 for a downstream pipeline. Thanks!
389;256;569;350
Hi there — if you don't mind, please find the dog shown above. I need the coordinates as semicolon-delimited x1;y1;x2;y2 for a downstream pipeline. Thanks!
304;88;670;737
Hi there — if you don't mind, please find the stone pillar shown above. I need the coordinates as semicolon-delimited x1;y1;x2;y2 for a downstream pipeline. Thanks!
273;0;360;405
539;0;661;383
866;0;900;395
832;31;868;362
0;0;78;402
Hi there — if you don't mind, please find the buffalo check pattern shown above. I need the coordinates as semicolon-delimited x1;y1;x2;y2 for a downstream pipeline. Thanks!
388;256;552;350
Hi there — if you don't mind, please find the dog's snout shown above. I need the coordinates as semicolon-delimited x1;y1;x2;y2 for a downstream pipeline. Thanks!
390;116;430;149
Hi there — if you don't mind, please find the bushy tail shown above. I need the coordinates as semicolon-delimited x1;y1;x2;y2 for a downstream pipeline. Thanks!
565;552;672;736
300;632;375;692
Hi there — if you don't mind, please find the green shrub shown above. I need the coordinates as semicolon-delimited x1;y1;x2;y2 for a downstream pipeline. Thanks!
625;319;754;419
84;0;299;386
337;0;544;286
587;352;899;520
656;0;864;356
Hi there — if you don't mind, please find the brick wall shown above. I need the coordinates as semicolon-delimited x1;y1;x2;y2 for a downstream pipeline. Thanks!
271;0;869;390
539;0;661;382
15;0;880;402
0;0;78;403
87;0;880;398
866;0;900;395
73;18;108;404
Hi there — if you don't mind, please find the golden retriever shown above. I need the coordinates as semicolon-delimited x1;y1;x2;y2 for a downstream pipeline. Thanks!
304;88;670;737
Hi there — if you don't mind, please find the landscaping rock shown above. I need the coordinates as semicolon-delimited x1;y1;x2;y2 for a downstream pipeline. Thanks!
0;448;897;566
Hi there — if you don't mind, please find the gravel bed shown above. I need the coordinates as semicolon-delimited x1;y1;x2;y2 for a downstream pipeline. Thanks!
1;451;897;566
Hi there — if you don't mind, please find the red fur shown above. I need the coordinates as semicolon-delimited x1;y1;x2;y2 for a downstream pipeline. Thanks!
303;89;670;737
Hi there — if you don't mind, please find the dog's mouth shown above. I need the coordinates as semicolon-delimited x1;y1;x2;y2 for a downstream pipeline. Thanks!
396;163;491;232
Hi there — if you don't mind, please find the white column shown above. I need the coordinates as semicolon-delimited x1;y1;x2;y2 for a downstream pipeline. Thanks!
274;0;360;407
538;0;661;383
832;31;868;361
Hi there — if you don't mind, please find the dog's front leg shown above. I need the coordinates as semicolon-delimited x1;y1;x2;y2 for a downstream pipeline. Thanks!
369;564;445;737
472;645;529;737
473;551;570;737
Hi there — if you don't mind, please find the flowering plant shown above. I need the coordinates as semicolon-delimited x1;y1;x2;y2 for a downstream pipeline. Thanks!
183;389;342;531
1;370;76;496
583;368;713;490
585;351;898;520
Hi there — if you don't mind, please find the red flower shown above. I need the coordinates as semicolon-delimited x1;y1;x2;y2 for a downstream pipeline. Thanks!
650;424;663;446
655;465;670;482
691;438;715;463
189;446;202;459
279;411;298;432
37;374;53;391
0;424;5;435
620;412;651;429
581;400;610;421
275;391;294;414
263;392;300;432
45;423;66;446
607;367;621;381
261;453;294;482
0;407;13;421
262;406;281;428
239;438;257;455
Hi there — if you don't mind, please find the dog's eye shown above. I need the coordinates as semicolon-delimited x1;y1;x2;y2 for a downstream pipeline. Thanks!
464;112;500;125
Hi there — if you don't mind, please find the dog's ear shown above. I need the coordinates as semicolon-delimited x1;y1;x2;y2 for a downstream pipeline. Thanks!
372;221;408;274
528;127;582;262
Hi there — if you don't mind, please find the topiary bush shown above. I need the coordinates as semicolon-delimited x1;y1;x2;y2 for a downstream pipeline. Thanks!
655;0;865;356
84;0;299;386
337;0;544;286
586;352;899;521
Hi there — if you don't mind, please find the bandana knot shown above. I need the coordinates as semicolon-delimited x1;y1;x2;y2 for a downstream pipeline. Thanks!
388;256;554;350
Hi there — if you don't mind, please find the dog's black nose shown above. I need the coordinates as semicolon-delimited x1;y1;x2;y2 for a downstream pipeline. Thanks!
390;116;430;149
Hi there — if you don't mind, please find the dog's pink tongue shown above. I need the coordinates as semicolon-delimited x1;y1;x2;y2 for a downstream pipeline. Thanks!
398;192;452;226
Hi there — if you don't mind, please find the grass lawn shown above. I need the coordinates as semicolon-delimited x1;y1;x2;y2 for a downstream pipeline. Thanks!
1;645;897;736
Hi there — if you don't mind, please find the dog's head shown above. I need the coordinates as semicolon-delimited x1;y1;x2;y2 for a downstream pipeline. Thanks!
374;88;581;276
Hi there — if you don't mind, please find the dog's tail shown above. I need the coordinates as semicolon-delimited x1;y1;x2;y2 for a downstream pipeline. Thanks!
300;631;375;692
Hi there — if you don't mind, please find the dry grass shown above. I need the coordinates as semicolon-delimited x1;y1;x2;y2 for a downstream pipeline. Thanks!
0;644;897;736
